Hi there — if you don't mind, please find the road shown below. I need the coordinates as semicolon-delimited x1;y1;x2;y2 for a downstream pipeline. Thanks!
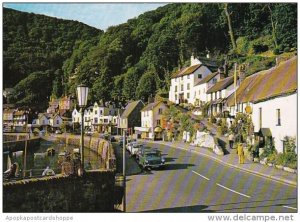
113;141;297;213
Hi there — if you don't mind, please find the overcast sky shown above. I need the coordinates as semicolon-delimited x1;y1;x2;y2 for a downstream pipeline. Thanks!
4;3;166;30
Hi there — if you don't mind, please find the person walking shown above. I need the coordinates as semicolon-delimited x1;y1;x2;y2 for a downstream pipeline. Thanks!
237;143;245;164
228;131;234;149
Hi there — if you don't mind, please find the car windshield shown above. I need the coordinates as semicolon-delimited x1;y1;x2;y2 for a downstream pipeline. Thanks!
145;152;161;158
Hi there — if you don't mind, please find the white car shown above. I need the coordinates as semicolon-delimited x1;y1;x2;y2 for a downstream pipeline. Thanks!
129;143;144;157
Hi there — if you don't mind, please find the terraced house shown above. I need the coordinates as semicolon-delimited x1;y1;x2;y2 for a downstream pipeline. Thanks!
168;55;218;105
226;56;297;153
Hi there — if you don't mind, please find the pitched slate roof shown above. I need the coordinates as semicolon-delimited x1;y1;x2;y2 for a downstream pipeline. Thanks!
171;64;202;79
195;72;219;86
141;101;166;112
206;76;234;93
121;100;143;118
226;56;297;106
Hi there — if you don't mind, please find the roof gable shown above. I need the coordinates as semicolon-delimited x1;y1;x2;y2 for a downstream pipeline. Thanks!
171;64;202;79
226;56;297;106
195;72;219;86
121;100;143;118
141;101;167;112
206;76;234;93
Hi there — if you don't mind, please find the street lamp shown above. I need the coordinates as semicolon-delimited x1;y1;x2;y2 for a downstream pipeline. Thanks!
77;84;89;173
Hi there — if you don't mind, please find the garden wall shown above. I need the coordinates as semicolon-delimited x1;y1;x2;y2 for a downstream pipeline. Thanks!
3;170;115;212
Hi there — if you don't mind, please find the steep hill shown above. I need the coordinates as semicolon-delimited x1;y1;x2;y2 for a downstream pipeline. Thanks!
3;7;102;107
3;3;297;108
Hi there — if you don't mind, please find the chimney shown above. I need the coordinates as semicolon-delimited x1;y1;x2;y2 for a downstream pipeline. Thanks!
218;67;226;79
238;64;246;84
191;54;201;66
206;51;210;59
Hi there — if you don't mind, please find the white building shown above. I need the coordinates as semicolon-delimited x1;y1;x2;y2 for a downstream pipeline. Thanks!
135;101;169;140
206;76;235;115
169;55;218;105
49;114;63;128
72;102;120;133
192;69;226;106
226;56;297;153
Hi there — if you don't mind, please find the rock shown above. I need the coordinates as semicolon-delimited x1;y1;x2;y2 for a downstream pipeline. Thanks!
260;160;266;165
275;165;284;170
253;158;259;163
213;145;224;156
283;166;296;173
193;131;216;149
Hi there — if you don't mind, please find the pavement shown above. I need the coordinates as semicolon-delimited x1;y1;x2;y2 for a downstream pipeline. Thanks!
153;140;297;187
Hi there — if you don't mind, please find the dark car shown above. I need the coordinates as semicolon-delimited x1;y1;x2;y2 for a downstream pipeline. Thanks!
138;149;165;170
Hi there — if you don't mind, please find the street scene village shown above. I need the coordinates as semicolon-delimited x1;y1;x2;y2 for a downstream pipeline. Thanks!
2;3;297;213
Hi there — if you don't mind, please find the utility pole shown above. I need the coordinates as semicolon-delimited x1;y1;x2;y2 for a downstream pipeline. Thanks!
122;129;126;212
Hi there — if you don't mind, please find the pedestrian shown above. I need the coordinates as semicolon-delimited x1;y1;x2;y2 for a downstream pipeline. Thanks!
237;143;245;164
228;131;234;149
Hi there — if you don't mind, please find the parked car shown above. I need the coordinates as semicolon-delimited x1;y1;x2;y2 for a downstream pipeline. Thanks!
138;149;165;170
85;131;93;136
129;143;144;157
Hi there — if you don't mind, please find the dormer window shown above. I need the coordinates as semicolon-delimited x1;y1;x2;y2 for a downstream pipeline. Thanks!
198;74;202;79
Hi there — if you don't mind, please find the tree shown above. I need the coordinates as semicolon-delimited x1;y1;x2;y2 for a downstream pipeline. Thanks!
224;3;237;51
135;70;158;101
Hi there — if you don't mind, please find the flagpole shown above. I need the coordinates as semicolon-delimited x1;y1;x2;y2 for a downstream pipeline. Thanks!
234;63;237;113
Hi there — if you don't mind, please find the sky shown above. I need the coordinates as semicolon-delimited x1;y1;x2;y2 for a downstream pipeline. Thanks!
3;2;166;30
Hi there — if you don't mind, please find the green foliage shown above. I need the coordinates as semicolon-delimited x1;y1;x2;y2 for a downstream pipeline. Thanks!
135;70;158;101
3;3;297;108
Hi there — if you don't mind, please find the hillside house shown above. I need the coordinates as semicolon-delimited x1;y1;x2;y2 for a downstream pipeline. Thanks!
135;101;169;140
192;67;227;107
169;55;218;105
207;76;235;116
118;100;144;134
226;56;297;153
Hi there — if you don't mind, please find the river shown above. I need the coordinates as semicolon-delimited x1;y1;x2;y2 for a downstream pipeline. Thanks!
3;139;102;177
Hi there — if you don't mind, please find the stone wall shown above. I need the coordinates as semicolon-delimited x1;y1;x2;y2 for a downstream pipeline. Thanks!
3;137;40;152
3;170;115;212
47;135;116;171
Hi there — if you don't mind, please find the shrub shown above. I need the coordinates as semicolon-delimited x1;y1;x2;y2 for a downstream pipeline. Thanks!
273;48;280;55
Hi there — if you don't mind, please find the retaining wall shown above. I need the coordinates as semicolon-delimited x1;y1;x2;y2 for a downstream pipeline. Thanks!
3;170;115;212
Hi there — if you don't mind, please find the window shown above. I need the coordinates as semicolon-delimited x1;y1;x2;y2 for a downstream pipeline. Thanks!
104;119;108;123
95;110;97;114
181;85;184;91
276;109;281;126
199;90;201;95
213;78;217;84
187;93;190;99
259;108;262;128
214;92;217;99
85;117;87;121
187;75;190;79
175;94;178;101
181;76;183;80
100;110;103;115
219;91;222;98
94;118;98;124
175;86;178;92
56;120;59;124
158;108;163;114
156;119;161;126
187;83;190;90
198;74;202;79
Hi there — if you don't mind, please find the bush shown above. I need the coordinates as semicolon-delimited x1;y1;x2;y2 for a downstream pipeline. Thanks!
252;44;269;53
273;48;280;55
284;47;291;52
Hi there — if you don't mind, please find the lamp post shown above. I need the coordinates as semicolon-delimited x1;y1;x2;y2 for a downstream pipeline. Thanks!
122;129;126;212
77;84;89;172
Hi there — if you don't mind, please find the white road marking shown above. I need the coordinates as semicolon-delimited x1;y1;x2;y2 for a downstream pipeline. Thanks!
192;170;210;181
216;183;251;198
283;205;297;210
